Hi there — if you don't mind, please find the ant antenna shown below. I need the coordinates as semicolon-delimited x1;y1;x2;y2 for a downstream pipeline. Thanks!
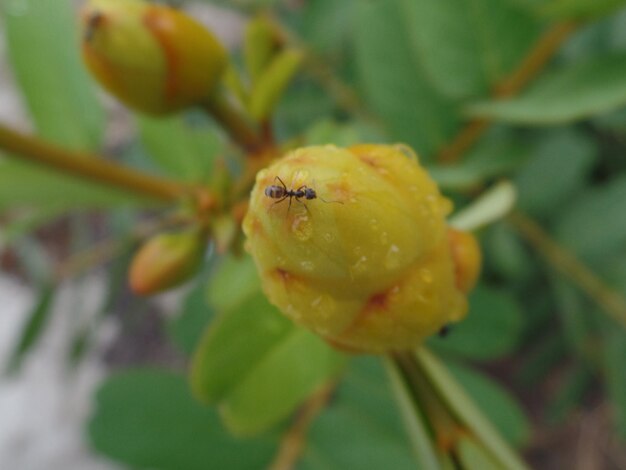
319;197;343;204
311;178;343;205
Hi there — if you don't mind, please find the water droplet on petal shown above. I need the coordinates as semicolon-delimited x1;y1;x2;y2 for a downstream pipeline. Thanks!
291;213;312;241
385;244;401;270
419;268;433;283
310;295;335;319
300;260;315;272
380;232;389;245
350;255;369;276
395;144;419;162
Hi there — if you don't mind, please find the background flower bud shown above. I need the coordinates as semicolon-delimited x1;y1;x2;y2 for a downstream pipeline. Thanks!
81;0;227;115
129;229;205;295
243;144;479;353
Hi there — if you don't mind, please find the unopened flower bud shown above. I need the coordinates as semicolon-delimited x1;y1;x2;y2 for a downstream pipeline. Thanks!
129;229;205;295
448;228;481;294
81;0;227;115
243;144;480;353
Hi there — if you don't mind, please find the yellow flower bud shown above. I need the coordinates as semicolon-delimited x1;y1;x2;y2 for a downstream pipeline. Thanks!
81;0;227;115
448;228;481;294
243;144;478;353
129;229;205;295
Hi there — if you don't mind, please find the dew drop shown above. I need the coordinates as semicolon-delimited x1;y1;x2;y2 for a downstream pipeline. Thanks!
311;295;335;318
384;244;401;270
380;231;389;245
300;260;315;272
419;268;433;283
291;213;312;241
395;144;419;162
350;255;369;275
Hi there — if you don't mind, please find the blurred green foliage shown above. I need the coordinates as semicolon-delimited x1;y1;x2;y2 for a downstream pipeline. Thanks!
2;0;626;468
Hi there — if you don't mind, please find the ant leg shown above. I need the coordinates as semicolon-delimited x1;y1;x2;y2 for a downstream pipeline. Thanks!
275;176;288;191
295;197;311;215
270;195;288;210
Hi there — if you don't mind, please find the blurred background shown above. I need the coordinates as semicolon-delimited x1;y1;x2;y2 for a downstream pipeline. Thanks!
2;0;626;469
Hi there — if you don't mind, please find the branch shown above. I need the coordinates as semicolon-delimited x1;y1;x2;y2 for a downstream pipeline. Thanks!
510;211;626;329
437;21;578;164
269;382;336;470
0;124;187;202
201;93;267;154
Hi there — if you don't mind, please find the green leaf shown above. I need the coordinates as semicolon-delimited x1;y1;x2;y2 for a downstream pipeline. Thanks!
137;115;220;182
603;328;626;438
540;0;626;19
429;285;524;361
428;128;529;191
554;175;626;259
192;292;345;436
545;364;593;423
467;53;626;125
5;283;55;373
399;0;540;99
274;82;335;139
515;130;597;217
304;119;383;147
220;327;345;436
0;160;148;210
447;362;531;447
354;0;459;158
292;0;355;55
299;357;416;470
2;0;104;150
89;369;276;470
457;436;502;470
415;349;529;470
249;49;304;121
191;293;294;404
448;181;517;233
384;357;442;469
483;222;535;282
207;254;261;311
549;277;594;355
167;279;215;355
244;16;276;83
517;335;567;384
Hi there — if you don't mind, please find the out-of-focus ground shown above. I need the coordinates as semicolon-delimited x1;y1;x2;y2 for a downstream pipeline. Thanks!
0;5;243;469
0;275;120;470
1;3;626;470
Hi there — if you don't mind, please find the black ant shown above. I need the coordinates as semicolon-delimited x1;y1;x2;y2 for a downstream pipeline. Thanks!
84;11;104;42
264;176;342;212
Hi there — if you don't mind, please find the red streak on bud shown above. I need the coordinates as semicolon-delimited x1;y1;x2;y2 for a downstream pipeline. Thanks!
143;7;180;106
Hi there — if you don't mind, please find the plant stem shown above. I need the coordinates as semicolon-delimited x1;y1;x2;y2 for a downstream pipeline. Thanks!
413;348;530;470
385;355;442;470
509;211;626;329
0;124;187;202
493;21;579;98
201;92;266;154
437;21;578;164
269;18;380;126
269;382;336;470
